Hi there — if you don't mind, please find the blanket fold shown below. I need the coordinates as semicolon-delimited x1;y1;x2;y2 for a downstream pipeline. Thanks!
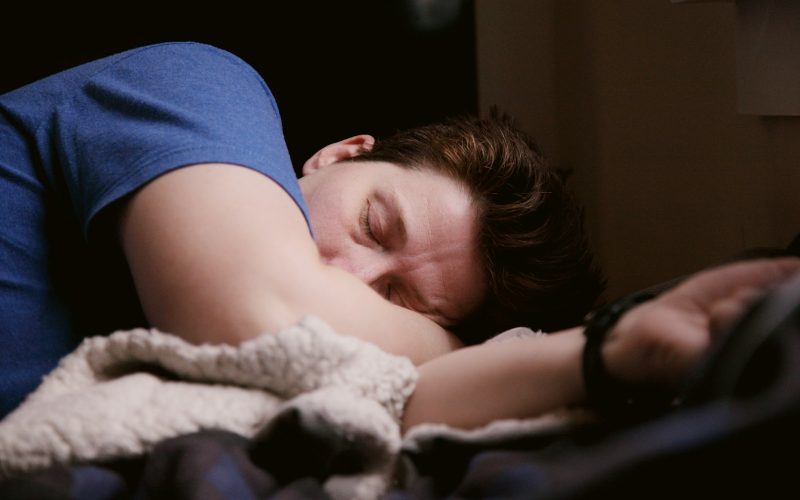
0;316;417;499
0;316;581;499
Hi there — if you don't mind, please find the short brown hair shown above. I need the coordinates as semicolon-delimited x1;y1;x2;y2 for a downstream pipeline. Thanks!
350;111;605;342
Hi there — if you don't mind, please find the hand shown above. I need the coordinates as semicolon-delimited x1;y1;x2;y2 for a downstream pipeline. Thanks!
602;258;800;390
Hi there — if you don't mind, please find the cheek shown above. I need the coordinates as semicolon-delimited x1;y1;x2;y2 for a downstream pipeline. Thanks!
304;176;368;260
308;199;353;259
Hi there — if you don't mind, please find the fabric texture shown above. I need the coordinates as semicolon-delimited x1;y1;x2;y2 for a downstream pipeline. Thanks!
0;318;583;500
0;42;310;417
0;430;334;500
0;316;416;499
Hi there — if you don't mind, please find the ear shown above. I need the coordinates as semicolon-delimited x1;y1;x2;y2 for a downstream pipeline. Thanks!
302;135;375;176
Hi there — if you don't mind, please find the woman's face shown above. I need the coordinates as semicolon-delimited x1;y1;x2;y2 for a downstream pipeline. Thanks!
300;144;485;327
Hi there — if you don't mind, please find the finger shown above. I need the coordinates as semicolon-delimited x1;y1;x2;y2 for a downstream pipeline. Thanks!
669;258;800;309
707;286;770;338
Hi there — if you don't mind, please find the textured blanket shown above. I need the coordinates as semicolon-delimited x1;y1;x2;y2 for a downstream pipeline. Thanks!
0;317;584;499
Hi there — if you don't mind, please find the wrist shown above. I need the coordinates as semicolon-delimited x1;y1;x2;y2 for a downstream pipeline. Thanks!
582;290;674;420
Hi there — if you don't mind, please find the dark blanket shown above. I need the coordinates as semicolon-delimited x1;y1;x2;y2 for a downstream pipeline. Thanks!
4;381;796;500
394;273;800;499
0;430;332;500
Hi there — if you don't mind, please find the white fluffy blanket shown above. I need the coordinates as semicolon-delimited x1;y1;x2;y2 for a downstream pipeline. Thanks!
0;317;584;499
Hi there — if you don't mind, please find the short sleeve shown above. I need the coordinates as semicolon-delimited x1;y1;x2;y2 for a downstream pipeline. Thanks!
45;42;309;236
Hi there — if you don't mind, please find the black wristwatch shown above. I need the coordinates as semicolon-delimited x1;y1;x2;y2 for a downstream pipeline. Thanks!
582;290;676;421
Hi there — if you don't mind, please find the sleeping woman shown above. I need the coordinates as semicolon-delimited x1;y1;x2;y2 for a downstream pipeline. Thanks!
1;42;797;427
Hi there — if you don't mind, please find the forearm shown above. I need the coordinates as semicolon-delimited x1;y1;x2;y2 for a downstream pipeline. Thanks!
401;258;800;433
401;327;586;432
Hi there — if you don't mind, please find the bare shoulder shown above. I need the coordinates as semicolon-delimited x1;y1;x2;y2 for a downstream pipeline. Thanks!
118;163;319;343
117;163;460;362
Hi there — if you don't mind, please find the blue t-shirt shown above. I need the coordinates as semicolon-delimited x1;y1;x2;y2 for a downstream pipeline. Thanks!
0;42;311;418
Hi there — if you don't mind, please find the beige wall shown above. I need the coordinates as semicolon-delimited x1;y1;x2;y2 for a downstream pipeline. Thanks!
476;0;800;300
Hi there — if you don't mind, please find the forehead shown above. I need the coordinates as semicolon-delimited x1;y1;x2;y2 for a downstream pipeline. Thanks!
386;166;486;323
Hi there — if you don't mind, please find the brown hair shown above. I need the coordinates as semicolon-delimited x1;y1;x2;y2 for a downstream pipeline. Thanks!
349;111;605;342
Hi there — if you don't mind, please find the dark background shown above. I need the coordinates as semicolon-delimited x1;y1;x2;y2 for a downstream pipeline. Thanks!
1;1;477;175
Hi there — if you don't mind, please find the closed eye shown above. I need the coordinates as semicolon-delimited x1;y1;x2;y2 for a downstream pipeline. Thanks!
360;200;379;243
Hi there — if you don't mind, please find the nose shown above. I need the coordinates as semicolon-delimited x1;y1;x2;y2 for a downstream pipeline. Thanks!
325;250;393;292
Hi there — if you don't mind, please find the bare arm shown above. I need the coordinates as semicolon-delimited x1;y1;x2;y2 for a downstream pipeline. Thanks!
118;163;461;364
119;166;800;431
402;326;586;432
401;258;800;432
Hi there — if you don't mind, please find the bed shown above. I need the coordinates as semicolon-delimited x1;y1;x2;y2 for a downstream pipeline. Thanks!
1;247;798;500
